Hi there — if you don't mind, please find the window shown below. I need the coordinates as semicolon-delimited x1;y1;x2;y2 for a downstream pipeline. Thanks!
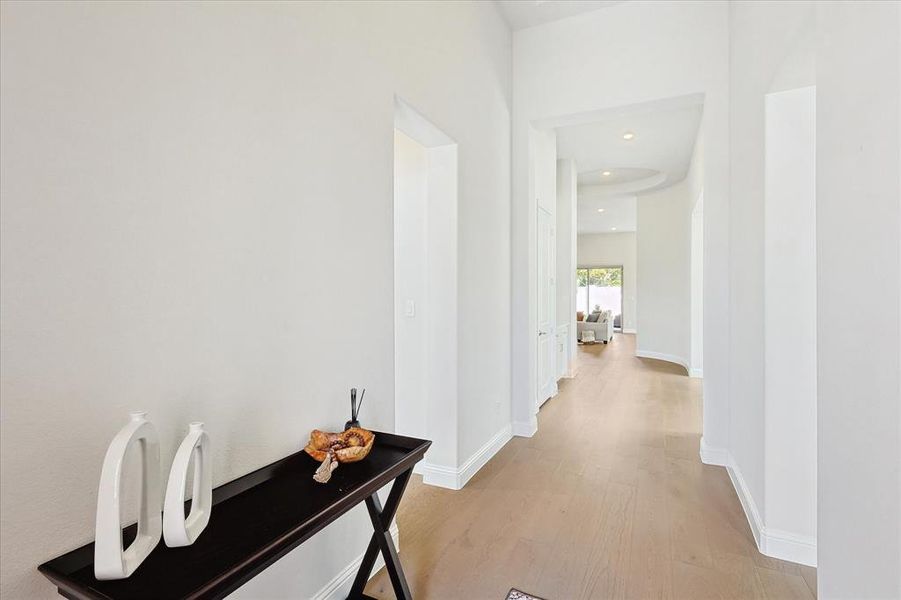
576;266;623;329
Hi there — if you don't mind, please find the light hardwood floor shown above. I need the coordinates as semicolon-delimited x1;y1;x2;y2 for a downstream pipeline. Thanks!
367;334;816;600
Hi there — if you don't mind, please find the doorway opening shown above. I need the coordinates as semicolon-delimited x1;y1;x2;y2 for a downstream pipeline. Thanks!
517;93;707;439
393;97;459;488
576;266;624;330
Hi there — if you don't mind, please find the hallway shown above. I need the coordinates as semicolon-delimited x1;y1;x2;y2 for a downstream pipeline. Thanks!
368;334;816;599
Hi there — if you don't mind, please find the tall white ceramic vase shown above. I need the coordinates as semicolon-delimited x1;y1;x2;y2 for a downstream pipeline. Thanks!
163;422;212;547
94;412;162;580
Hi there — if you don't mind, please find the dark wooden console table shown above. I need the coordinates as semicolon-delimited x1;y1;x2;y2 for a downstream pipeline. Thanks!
38;431;431;600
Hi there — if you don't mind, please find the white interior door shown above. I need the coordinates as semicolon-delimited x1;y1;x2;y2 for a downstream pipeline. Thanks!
536;207;557;407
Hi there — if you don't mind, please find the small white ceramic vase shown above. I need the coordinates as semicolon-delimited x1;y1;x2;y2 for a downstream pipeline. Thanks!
163;422;212;547
94;412;162;580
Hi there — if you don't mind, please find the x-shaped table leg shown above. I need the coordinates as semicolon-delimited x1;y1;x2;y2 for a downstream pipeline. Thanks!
347;468;413;600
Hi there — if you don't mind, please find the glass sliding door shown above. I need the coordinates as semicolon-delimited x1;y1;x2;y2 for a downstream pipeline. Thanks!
576;266;623;330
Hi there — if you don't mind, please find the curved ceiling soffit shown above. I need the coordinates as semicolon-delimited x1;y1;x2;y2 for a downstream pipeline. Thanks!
579;171;669;197
578;166;659;186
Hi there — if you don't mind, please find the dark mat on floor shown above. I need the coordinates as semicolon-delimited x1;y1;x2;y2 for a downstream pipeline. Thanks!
505;589;546;600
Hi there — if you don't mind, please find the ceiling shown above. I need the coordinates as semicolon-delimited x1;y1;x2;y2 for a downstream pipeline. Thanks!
554;102;703;234
495;0;623;31
578;166;658;187
577;194;636;235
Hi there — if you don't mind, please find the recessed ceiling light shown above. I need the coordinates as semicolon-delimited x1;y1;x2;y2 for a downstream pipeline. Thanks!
597;208;605;213
622;132;635;140
602;170;612;176
611;227;617;231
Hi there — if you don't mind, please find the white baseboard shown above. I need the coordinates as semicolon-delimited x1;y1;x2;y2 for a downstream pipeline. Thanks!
419;424;513;491
622;328;637;334
699;439;816;567
312;523;400;600
458;424;512;488
762;528;817;567
418;462;459;489
689;367;703;378
635;349;690;373
699;437;731;466
723;452;765;552
512;416;537;438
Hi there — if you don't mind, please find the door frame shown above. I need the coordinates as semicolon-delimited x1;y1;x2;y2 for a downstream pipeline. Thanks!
536;206;557;409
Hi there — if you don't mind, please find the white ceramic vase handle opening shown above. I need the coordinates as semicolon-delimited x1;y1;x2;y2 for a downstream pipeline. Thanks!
163;422;212;547
94;412;162;580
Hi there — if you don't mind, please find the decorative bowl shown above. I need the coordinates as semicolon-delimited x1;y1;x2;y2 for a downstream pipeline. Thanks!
304;427;375;463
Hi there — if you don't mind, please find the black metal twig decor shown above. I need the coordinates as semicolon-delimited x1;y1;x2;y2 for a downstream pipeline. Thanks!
346;387;365;431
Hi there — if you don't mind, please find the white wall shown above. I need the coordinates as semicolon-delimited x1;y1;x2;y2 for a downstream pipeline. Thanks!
690;195;704;377
764;85;817;565
512;126;557;434
816;2;900;597
725;1;816;556
687;121;705;377
512;0;731;451
394;130;429;441
577;233;638;333
636;182;692;369
0;2;511;598
556;159;577;377
534;129;558;215
392;119;460;480
631;128;702;372
424;143;460;474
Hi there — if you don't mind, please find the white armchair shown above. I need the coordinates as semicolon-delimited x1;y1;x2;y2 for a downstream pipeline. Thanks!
577;310;614;343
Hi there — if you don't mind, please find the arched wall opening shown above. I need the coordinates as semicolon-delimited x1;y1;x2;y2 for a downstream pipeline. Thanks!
393;97;459;487
517;93;712;439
